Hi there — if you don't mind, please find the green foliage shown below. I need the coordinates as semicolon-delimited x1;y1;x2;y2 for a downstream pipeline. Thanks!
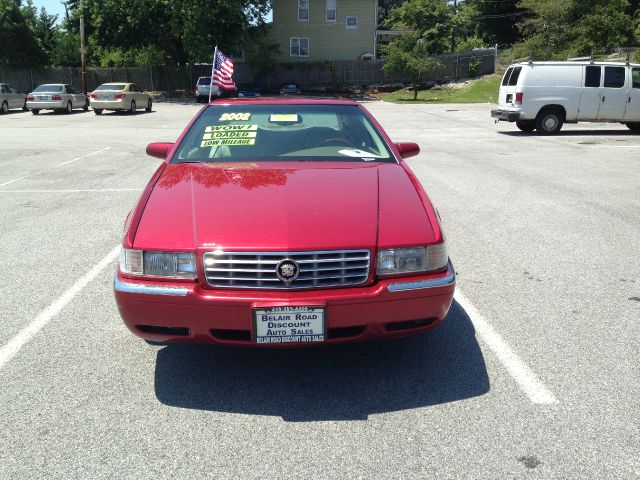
465;0;525;47
0;0;47;65
517;0;635;58
382;73;501;104
385;0;451;54
244;29;280;82
457;36;486;53
382;32;444;99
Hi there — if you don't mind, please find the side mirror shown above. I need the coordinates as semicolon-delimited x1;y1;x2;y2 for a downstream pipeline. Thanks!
146;142;174;159
394;142;420;159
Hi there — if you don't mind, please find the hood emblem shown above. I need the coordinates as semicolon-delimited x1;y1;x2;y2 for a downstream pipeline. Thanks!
276;259;299;284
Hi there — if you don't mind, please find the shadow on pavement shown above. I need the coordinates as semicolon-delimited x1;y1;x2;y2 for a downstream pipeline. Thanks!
498;129;635;137
154;300;489;421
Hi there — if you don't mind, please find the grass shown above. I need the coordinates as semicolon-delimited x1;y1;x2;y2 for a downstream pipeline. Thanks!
381;74;502;104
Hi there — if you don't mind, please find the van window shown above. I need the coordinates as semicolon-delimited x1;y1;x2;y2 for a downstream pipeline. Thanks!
507;67;522;86
584;66;601;87
631;68;640;88
603;67;625;88
502;67;513;86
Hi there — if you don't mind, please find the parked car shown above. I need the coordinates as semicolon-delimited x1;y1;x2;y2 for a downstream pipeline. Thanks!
0;83;27;113
195;77;221;102
89;83;152;115
26;84;88;115
279;82;302;95
114;98;455;346
237;83;261;97
491;61;640;134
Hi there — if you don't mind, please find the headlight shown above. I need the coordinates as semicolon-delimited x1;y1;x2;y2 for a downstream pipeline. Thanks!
119;248;196;279
376;243;448;276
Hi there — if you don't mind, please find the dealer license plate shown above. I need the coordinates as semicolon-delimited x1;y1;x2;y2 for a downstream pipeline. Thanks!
253;306;325;344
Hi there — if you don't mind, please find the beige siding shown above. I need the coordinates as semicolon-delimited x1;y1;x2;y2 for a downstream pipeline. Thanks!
269;0;377;62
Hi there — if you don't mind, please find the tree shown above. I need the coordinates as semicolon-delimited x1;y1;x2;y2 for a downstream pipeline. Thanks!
465;0;526;47
382;33;443;99
517;0;635;58
0;0;47;65
244;27;280;82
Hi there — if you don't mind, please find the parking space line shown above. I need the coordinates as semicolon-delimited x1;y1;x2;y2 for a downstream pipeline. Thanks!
454;290;559;405
0;188;142;193
0;147;111;188
0;245;120;372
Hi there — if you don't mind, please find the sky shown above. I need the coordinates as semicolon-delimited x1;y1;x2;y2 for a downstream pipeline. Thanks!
31;0;67;23
29;0;273;25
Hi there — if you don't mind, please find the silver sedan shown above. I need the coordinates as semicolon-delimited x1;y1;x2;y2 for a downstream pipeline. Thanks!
0;83;27;113
89;83;152;115
26;84;89;115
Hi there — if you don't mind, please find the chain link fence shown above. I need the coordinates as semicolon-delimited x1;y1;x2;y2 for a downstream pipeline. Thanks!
0;49;496;94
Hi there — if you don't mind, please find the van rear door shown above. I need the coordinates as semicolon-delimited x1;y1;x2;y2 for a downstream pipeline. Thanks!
499;66;522;106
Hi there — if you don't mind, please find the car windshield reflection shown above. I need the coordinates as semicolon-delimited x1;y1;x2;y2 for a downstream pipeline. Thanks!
172;104;395;163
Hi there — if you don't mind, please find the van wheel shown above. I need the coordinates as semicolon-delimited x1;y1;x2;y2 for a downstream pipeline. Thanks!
516;120;535;132
535;108;564;135
625;123;640;133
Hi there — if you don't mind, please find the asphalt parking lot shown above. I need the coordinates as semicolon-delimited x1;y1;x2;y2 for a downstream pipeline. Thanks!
1;101;638;479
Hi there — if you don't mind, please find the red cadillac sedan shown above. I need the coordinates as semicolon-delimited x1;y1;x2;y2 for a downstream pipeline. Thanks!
114;98;455;346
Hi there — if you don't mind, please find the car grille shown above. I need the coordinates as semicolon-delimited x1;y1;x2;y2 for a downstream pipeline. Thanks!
203;250;371;289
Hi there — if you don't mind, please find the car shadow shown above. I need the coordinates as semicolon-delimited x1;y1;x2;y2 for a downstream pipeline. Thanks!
498;129;635;137
153;300;490;421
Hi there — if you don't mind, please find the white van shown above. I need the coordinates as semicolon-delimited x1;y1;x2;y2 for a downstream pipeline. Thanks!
491;61;640;134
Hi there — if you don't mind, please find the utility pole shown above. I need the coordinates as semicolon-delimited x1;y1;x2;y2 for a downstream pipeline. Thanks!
451;0;457;53
80;6;87;94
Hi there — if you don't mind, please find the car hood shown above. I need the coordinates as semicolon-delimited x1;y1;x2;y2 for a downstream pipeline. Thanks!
133;162;435;252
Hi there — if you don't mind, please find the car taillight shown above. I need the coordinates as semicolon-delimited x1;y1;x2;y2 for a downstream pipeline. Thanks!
114;93;125;99
27;96;34;101
89;93;97;99
515;92;523;105
52;95;62;101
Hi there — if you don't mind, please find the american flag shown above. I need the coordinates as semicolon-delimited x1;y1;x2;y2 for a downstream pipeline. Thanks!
212;49;236;90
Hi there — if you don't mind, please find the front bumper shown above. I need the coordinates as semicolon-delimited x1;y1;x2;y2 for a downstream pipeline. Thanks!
491;109;521;122
26;101;65;110
114;261;456;346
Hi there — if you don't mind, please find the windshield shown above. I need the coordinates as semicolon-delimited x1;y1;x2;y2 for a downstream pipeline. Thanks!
96;84;126;91
34;85;63;93
172;104;395;164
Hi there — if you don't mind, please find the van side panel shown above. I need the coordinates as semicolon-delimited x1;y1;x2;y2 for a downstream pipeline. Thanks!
520;65;581;121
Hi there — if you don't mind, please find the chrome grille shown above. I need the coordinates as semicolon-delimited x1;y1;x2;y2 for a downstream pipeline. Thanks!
203;250;370;289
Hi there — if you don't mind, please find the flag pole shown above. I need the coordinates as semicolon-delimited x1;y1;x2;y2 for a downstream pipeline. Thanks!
209;46;218;103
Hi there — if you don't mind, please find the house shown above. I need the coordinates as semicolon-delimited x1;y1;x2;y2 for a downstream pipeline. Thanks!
268;0;379;62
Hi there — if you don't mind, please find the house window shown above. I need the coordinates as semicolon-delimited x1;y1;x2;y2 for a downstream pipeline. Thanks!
298;0;309;21
326;0;336;21
346;16;358;28
290;37;309;57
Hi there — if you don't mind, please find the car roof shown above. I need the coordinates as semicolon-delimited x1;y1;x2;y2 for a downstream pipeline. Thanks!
100;82;131;85
208;97;359;106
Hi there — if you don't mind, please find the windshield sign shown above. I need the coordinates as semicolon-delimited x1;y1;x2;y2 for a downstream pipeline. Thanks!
172;104;394;164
